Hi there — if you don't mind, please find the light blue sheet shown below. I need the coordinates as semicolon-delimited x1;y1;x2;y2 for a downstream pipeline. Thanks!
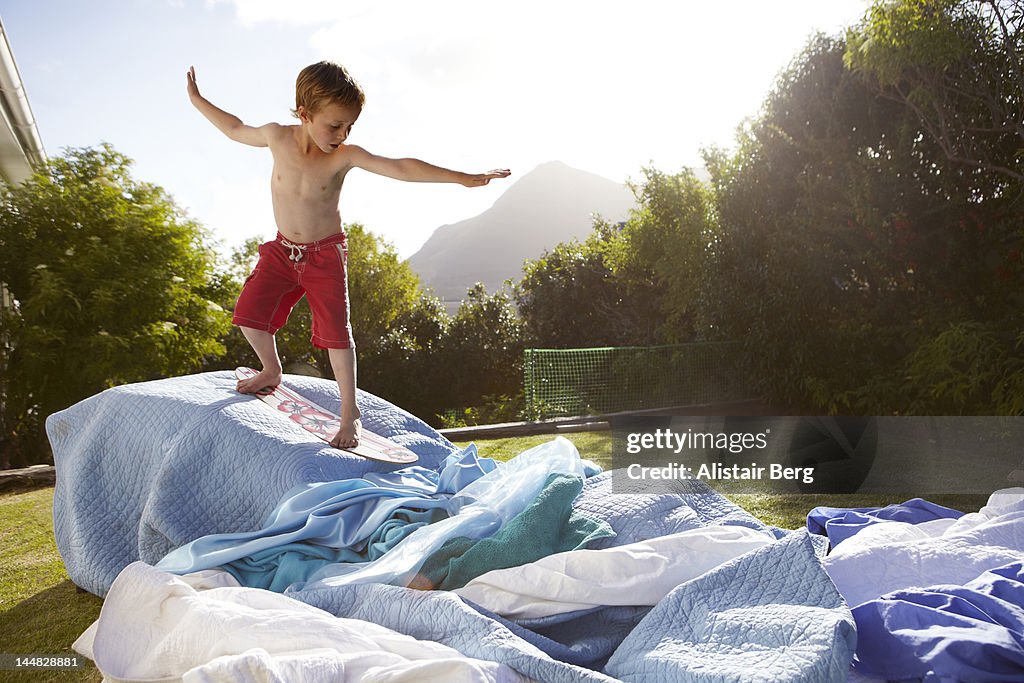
220;508;443;591
47;371;457;596
155;446;497;590
419;472;614;590
295;437;591;589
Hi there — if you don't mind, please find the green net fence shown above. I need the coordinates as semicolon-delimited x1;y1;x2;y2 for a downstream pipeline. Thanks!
523;342;751;420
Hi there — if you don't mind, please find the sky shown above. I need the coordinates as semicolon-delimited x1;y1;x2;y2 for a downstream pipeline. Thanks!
3;0;870;258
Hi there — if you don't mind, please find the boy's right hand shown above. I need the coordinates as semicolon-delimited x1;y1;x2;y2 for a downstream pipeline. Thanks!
461;169;512;187
186;66;201;101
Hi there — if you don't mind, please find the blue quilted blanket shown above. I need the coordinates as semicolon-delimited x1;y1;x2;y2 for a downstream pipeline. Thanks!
47;371;456;596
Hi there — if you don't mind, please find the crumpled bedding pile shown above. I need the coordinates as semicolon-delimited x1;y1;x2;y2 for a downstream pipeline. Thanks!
49;372;1023;682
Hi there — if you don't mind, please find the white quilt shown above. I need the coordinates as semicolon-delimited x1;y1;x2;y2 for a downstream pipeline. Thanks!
74;562;530;683
455;525;775;619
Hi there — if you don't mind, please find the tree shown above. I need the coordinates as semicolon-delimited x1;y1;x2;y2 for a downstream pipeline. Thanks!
703;34;929;408
0;145;231;466
846;0;1024;183
437;283;525;423
517;220;654;348
516;170;721;350
344;224;421;350
358;292;451;418
705;31;1023;413
610;168;717;343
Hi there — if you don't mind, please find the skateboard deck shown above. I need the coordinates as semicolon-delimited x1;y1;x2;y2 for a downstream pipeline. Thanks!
235;367;418;464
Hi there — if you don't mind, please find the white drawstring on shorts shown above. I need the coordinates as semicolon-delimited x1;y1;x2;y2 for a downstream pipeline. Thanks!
280;238;308;262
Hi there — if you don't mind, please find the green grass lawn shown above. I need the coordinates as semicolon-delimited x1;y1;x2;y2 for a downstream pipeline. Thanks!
0;432;989;680
0;485;103;682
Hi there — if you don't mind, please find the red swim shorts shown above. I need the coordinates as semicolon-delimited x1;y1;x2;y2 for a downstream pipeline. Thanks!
232;232;354;349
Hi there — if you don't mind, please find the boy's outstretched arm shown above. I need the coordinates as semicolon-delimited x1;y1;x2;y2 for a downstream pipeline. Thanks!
347;145;510;187
186;66;275;147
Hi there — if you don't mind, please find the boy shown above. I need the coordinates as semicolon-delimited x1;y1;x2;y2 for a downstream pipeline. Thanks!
186;61;510;450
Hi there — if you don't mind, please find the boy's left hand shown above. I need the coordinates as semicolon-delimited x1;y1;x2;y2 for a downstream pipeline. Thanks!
461;169;511;187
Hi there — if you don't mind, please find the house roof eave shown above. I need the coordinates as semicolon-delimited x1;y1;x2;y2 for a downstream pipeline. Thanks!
0;16;45;185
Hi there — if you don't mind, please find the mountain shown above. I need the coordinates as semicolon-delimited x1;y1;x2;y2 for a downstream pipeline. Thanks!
407;161;636;306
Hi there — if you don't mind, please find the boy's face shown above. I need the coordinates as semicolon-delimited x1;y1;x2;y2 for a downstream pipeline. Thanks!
300;101;361;153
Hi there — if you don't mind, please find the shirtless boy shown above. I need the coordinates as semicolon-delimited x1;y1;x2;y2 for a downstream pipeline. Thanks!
186;62;509;450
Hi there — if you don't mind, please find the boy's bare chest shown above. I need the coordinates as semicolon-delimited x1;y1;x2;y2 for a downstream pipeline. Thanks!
270;148;346;201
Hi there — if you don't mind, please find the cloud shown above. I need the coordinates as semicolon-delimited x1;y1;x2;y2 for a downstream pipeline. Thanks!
208;0;371;26
34;58;64;74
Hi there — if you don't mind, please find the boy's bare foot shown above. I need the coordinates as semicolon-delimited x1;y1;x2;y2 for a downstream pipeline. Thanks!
331;417;362;450
236;368;282;394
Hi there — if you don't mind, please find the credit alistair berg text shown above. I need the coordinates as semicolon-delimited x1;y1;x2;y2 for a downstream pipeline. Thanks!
626;462;815;485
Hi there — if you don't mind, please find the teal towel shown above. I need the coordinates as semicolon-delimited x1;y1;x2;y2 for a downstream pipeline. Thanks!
418;472;615;590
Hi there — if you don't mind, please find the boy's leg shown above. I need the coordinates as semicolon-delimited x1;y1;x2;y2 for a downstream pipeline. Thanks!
232;237;305;394
236;326;284;393
327;346;361;449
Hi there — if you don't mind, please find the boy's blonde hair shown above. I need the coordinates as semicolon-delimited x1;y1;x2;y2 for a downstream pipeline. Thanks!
292;61;365;118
